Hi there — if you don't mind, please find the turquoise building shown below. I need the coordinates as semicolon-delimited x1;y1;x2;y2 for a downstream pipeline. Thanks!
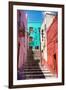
28;23;41;49
27;10;43;49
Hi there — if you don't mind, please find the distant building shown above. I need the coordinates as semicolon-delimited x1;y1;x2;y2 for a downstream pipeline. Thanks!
27;11;43;50
28;23;41;49
28;23;41;60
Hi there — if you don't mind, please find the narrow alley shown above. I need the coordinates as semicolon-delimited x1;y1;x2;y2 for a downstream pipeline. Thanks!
17;10;58;80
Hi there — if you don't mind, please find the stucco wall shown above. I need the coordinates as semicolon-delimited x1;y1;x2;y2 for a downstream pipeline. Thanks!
17;10;28;69
47;16;58;76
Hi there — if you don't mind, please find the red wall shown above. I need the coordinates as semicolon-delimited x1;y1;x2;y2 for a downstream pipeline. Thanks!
47;16;58;76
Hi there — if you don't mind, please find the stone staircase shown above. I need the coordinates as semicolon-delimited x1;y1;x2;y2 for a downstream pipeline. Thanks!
17;48;45;80
39;63;57;78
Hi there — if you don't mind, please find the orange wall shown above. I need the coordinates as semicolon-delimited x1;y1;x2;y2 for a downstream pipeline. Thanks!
47;16;58;76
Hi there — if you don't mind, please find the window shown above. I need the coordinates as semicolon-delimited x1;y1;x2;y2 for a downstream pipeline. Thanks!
29;37;33;42
35;46;39;49
29;27;33;32
54;53;56;60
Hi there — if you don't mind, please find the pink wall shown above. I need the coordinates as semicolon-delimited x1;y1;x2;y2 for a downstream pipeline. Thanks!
17;10;28;69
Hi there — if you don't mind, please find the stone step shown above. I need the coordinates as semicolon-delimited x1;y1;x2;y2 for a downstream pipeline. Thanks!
24;67;40;69
18;71;44;74
23;68;49;71
25;74;45;78
39;64;56;78
25;75;45;79
25;63;37;65
43;73;54;76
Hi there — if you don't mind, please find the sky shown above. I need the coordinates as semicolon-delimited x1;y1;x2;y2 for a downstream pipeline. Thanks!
25;10;44;23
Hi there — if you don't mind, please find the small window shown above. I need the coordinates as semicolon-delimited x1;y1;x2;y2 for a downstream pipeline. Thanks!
38;27;40;33
35;46;39;49
29;27;33;32
45;24;46;30
29;37;33;42
54;53;56;60
29;46;33;49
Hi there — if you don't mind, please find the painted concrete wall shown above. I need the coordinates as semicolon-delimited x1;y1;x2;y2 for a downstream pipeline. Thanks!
45;13;55;31
17;10;28;69
47;16;58;76
28;23;41;49
40;12;56;62
40;22;47;61
40;12;58;76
